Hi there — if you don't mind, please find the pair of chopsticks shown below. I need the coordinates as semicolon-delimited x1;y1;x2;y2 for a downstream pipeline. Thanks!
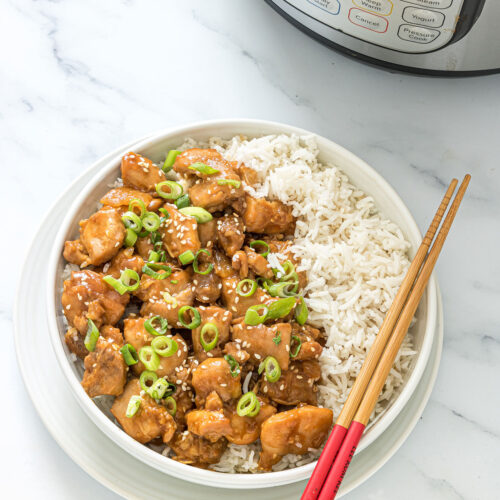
302;174;471;500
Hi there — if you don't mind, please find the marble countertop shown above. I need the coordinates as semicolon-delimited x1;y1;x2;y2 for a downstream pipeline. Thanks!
4;0;499;498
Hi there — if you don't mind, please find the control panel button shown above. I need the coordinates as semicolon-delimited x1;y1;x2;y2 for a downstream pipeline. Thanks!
348;8;389;33
402;0;452;9
353;0;393;16
306;0;340;15
403;6;445;27
398;24;441;43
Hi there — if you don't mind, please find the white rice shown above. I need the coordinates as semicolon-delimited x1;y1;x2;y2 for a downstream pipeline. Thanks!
64;134;416;474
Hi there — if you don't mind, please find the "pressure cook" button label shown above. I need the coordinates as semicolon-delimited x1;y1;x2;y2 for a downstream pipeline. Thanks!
403;6;445;28
353;0;393;16
398;24;440;43
348;8;389;33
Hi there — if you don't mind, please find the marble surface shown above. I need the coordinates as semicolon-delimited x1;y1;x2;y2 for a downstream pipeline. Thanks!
3;0;499;498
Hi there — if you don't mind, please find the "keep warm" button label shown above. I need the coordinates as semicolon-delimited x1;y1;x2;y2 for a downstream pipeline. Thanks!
348;8;389;33
353;0;393;16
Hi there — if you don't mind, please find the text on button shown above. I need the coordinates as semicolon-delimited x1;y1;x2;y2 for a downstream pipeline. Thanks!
403;0;453;9
403;6;445;28
353;0;393;16
348;8;389;33
398;24;440;43
306;0;341;14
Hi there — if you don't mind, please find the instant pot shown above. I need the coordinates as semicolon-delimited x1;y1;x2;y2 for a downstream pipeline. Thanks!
265;0;500;75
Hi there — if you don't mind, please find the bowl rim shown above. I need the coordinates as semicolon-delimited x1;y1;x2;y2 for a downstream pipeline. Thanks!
46;118;437;489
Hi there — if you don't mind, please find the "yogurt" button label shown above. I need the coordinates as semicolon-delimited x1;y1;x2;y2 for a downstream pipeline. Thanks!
403;6;445;28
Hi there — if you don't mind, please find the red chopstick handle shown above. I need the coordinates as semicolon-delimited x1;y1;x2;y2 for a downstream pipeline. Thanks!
317;421;366;500
301;424;348;500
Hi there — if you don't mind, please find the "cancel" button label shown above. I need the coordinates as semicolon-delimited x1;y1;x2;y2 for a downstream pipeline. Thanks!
397;24;440;43
348;8;389;33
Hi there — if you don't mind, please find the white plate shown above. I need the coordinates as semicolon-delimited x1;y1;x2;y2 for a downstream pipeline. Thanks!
15;136;443;499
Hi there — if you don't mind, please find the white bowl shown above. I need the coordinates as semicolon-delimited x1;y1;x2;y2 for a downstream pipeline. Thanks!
47;119;437;489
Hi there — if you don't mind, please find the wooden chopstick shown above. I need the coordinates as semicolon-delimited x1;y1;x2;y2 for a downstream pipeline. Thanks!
316;174;471;500
301;178;459;500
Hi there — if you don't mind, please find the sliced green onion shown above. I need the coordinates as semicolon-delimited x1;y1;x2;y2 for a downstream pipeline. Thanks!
250;240;270;258
139;370;158;393
295;296;308;325
272;331;282;345
84;318;100;352
161;291;178;308
278;260;296;282
158;207;170;219
149;377;171;400
164;396;177;416
175;194;190;209
138;346;160;371
179;250;195;265
224;354;240;377
138;229;149;238
217;178;241;188
236;279;257;297
290;335;302;358
244;304;268;326
125;228;138;247
148;250;160;262
120;343;139;365
147;262;172;272
144;316;168;336
193;248;213;275
142;211;161;232
266;296;296;320
155;181;183;200
178;306;201;329
151;336;178;357
258;356;281;383
179;206;213;224
267;281;298;298
200;323;219;351
126;395;141;418
120;269;140;292
236;391;260;417
122;211;142;232
128;198;146;218
142;264;171;280
103;275;128;295
170;279;178;284
158;250;167;262
188;162;220;175
163;150;181;173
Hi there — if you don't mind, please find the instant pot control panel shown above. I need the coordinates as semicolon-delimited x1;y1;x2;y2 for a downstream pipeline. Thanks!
284;0;466;53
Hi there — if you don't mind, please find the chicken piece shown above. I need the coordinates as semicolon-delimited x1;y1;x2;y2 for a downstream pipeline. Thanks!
261;360;321;406
121;152;165;192
290;323;324;361
186;410;233;443
81;337;127;398
223;341;250;364
258;406;333;470
64;207;126;267
123;317;188;378
224;397;277;445
175;149;244;213
135;235;154;260
232;161;259;185
193;272;221;304
158;204;201;260
216;213;244;257
244;246;273;278
264;239;307;289
170;430;227;467
197;218;217;248
213;248;236;279
241;194;295;235
100;186;163;212
231;251;248;279
106;247;144;279
221;276;274;318
167;388;195;430
64;325;123;359
191;307;232;362
111;379;176;444
232;322;292;370
205;391;224;411
62;270;129;334
191;358;241;406
141;287;195;327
